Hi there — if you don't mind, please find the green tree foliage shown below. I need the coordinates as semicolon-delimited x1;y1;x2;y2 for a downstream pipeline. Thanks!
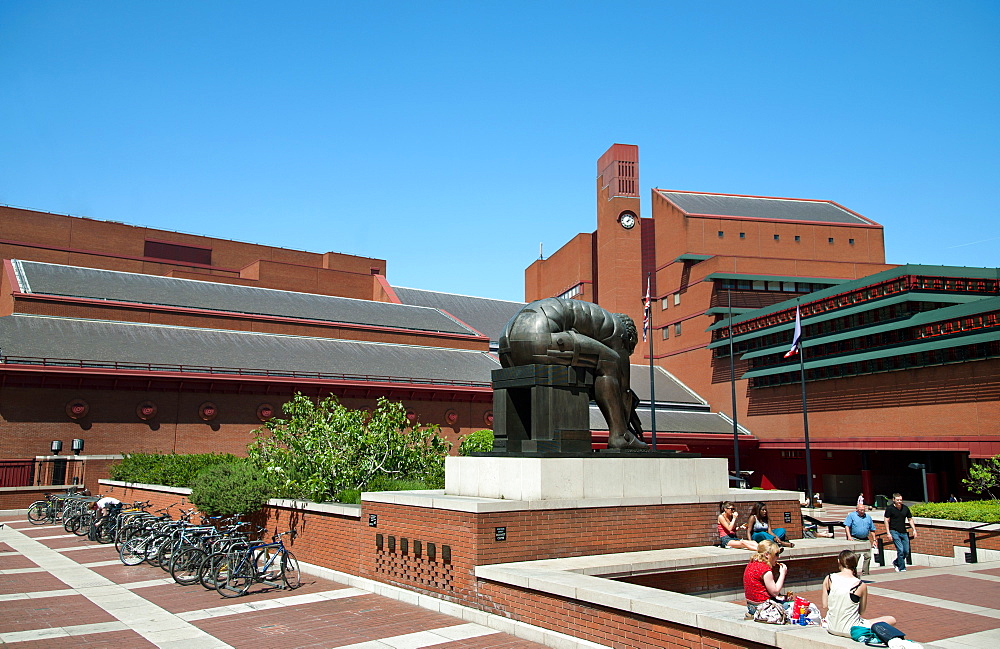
189;460;277;516
459;429;494;455
109;452;240;487
963;455;1000;500
247;394;451;503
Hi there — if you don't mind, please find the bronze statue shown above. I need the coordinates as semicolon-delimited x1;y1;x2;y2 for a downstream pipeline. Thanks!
498;298;649;450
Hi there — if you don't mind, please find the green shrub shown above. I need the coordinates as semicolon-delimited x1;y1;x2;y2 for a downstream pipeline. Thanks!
247;394;451;502
189;460;277;516
334;477;438;504
459;429;494;456
109;452;240;488
910;500;1000;524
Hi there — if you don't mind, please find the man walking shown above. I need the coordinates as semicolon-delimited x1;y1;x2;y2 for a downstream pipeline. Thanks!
884;493;917;572
844;500;876;575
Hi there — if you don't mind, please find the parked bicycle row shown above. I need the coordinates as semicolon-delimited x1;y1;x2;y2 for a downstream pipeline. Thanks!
26;490;300;598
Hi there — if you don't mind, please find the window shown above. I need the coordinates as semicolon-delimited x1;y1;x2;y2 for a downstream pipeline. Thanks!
828;237;834;244
674;322;682;336
767;281;781;291
849;238;855;245
773;234;780;241
557;284;583;299
752;280;765;291
661;328;669;340
673;293;681;306
661;298;668;310
718;230;724;238
737;280;752;290
739;232;746;239
794;235;801;242
782;282;796;292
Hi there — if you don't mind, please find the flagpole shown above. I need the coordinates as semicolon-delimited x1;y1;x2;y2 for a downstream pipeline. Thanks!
795;303;814;507
727;289;741;480
646;272;657;450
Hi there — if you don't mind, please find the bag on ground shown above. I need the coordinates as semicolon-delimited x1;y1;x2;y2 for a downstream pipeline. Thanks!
753;599;789;625
872;622;906;643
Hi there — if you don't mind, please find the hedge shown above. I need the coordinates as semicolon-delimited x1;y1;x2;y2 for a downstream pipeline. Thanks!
910;500;1000;524
109;452;241;488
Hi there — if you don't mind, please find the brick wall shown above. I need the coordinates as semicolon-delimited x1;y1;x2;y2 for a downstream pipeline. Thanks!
476;580;771;649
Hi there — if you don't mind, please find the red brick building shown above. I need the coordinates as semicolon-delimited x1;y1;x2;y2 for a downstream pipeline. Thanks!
529;144;1000;502
0;205;523;488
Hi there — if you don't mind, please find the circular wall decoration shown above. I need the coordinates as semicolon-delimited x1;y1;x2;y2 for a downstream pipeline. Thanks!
136;401;158;421
445;409;459;426
483;410;494;427
198;402;218;421
66;399;89;420
406;409;417;423
256;403;275;422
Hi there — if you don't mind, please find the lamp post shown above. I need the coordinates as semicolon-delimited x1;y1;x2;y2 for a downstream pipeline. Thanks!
908;462;928;503
50;440;63;455
71;439;85;455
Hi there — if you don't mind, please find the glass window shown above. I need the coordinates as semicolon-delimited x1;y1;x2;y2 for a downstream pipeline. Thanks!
737;280;752;290
828;237;834;244
673;293;681;306
739;232;746;239
661;297;668;310
849;238;855;245
794;235;801;242
752;280;766;291
767;281;781;291
782;282;796;292
718;230;724;238
661;327;669;340
773;234;780;241
674;322;682;336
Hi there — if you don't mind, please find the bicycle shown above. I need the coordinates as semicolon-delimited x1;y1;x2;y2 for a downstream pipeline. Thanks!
216;530;299;598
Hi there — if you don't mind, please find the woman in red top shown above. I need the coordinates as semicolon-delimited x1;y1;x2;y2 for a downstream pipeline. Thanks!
743;540;787;617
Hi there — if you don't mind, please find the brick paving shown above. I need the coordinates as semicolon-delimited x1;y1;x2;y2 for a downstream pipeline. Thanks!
4;510;1000;648
0;514;549;649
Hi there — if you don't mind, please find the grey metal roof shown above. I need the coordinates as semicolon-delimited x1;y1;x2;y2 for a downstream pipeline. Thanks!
656;190;872;225
392;286;524;343
0;314;498;385
628;365;705;405
589;406;745;435
13;260;476;336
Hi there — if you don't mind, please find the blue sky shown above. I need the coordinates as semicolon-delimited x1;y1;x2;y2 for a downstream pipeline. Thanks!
2;1;997;302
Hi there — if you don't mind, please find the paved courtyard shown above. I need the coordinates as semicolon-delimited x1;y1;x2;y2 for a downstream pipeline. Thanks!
0;513;547;649
3;509;1000;648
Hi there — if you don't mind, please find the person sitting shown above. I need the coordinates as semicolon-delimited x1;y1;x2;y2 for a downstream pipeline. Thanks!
717;501;758;551
747;501;794;548
743;539;786;617
822;550;897;638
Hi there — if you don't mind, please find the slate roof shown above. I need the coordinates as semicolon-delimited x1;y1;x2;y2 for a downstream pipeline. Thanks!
589;405;746;435
656;190;873;225
628;365;705;405
392;286;524;344
0;314;498;385
12;260;477;336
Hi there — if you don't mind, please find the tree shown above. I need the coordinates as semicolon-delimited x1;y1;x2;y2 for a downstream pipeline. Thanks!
247;393;450;502
459;429;494;455
963;454;1000;500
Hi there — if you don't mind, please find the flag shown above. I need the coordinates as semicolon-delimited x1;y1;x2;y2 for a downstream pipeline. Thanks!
784;306;802;358
642;277;651;343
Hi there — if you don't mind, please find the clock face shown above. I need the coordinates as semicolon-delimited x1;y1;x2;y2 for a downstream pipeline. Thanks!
619;212;636;230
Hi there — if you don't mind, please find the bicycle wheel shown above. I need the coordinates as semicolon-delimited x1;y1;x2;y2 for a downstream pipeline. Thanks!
201;551;229;590
280;551;301;590
156;540;177;572
63;513;81;533
218;555;254;598
73;513;92;537
120;536;150;566
95;521;114;544
27;501;48;524
171;547;206;586
145;534;171;568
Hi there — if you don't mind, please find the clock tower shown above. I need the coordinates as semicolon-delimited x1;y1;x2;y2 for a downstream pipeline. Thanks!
595;143;644;328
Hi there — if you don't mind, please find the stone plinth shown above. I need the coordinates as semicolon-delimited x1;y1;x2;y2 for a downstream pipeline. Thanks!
445;456;729;501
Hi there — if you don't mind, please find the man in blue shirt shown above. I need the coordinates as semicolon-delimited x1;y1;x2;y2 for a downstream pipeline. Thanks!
844;501;876;575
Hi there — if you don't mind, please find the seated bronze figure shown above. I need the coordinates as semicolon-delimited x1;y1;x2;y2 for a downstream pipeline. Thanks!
498;298;648;450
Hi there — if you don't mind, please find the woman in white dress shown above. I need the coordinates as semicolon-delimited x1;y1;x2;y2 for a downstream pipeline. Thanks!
822;550;896;637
